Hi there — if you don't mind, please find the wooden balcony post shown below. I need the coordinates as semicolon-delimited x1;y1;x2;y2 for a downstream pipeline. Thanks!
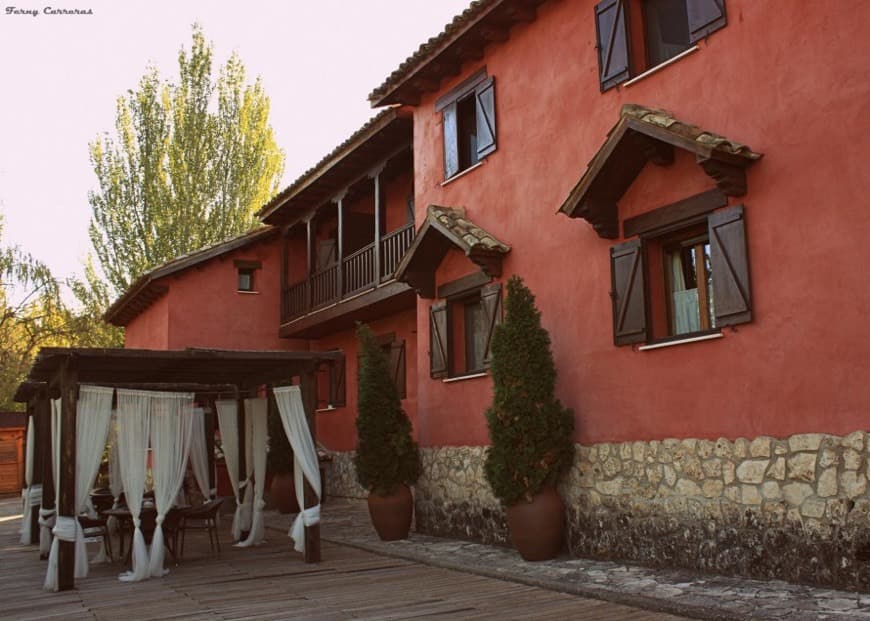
306;218;313;311
280;226;289;322
370;162;386;285
335;191;346;297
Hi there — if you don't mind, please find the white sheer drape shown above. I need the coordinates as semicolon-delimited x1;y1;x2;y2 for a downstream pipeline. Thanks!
148;392;195;577
116;389;151;582
105;413;123;537
44;386;113;591
237;398;267;547
671;251;700;334
188;408;212;500
215;400;244;541
20;418;36;544
273;386;321;553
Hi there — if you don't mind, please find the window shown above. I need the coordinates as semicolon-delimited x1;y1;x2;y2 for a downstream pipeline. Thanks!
435;69;497;179
317;352;346;409
594;0;727;91
610;204;751;346
354;334;407;399
234;259;261;293
430;282;502;379
237;268;254;292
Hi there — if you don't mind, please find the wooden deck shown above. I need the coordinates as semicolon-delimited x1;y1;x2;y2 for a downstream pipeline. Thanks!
0;500;684;620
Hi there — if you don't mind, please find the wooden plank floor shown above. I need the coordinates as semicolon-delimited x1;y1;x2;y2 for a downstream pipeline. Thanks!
0;500;684;620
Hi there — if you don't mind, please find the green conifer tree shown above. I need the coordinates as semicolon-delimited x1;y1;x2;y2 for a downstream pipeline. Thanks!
484;276;575;505
354;324;420;495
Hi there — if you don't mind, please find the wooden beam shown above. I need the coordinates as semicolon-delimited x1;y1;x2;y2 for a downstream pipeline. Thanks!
27;403;40;544
437;270;492;299
37;395;53;559
300;371;321;564
623;188;728;238
204;402;216;497
57;362;77;591
236;391;247;539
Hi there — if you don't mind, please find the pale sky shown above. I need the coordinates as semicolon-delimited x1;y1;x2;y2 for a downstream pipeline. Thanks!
0;0;469;284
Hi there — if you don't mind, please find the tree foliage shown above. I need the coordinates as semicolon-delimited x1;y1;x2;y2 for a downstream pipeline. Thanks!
354;324;420;495
484;276;575;505
87;25;285;297
0;216;71;410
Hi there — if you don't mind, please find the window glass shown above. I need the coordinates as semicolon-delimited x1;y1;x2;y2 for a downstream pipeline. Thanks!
644;0;691;66
237;269;254;292
464;299;487;372
665;236;714;336
457;95;479;171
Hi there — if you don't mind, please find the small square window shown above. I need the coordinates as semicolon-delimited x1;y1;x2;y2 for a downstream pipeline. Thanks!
237;268;255;292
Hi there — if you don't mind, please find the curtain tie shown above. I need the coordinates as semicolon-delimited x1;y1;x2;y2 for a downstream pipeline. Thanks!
52;516;78;542
302;505;320;526
28;484;43;505
39;508;56;527
155;514;164;526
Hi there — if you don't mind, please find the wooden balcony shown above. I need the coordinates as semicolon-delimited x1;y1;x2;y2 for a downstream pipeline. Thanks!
281;224;415;336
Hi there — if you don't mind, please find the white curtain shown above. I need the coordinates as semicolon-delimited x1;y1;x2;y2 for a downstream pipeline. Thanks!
215;400;244;541
188;408;212;501
273;386;321;553
237;398;267;547
239;407;255;537
44;386;114;591
116;389;151;582
105;413;124;537
19;418;37;544
671;252;700;334
148;392;195;577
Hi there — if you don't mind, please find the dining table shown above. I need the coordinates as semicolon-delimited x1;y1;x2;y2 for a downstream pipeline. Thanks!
102;504;188;567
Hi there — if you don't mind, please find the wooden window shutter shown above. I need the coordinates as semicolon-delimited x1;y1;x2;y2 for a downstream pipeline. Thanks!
708;205;752;327
429;301;449;378
688;0;727;44
329;356;346;407
610;238;647;345
475;77;497;159
443;103;460;179
388;340;407;399
594;0;631;92
480;282;502;367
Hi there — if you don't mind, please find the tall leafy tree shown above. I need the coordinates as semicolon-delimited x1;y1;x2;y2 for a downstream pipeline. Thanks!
87;25;285;297
0;215;70;410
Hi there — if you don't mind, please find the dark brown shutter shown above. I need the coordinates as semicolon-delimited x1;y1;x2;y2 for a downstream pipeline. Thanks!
594;0;631;92
688;0;727;43
329;356;346;407
709;205;751;327
475;77;497;159
443;103;460;179
429;301;448;378
480;282;502;367
610;239;647;345
389;340;407;399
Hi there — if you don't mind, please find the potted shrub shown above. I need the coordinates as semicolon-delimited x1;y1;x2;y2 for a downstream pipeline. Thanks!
267;403;299;514
484;275;575;561
354;323;421;540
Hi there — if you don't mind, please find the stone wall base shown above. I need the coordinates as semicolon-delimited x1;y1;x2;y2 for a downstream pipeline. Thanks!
327;430;870;590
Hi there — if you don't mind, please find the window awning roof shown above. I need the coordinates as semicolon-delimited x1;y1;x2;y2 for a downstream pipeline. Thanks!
394;205;510;298
558;104;763;238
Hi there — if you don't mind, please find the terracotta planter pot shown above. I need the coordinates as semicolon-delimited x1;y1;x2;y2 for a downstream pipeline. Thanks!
506;487;565;561
367;484;413;541
269;472;300;514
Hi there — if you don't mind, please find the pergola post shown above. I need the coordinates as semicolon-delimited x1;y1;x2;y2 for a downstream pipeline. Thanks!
204;400;216;498
56;363;77;591
37;393;54;559
299;370;321;563
236;390;247;539
27;398;42;543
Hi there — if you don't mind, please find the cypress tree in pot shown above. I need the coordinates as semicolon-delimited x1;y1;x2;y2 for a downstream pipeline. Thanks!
484;275;575;560
354;323;420;540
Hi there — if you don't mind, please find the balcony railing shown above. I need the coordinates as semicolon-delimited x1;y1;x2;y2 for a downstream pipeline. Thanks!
282;223;414;323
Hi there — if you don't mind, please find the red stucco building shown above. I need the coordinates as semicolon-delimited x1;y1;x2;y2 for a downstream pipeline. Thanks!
107;0;870;589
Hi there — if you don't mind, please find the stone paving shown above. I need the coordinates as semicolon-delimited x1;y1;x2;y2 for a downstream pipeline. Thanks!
266;498;870;621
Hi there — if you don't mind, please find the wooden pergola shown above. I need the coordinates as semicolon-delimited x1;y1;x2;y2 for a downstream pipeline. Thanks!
14;347;343;591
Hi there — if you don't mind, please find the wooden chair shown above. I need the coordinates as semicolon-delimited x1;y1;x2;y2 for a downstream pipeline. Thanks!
179;498;224;560
78;514;113;561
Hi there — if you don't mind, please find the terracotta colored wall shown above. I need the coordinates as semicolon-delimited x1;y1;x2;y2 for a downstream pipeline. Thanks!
412;0;870;447
312;308;418;452
124;293;170;349
124;235;306;351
